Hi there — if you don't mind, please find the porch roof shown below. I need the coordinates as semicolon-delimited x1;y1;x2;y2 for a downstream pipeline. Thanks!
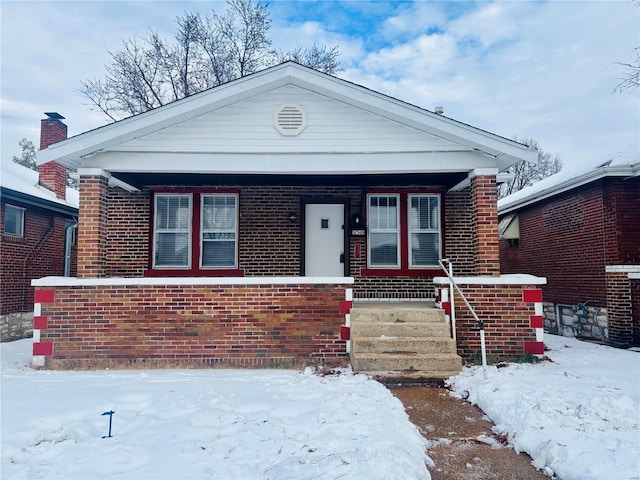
38;62;537;173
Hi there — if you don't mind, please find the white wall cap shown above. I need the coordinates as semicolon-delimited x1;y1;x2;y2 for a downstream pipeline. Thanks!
605;265;640;273
32;276;355;287
433;274;547;285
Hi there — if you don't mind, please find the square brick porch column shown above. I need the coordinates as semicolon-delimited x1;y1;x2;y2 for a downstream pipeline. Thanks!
77;169;110;278
470;170;500;276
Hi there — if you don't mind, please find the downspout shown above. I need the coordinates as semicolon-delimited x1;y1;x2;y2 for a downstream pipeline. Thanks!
64;220;78;277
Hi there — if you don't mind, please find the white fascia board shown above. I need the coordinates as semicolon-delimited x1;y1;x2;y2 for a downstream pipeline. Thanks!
499;163;640;214
433;274;547;285
83;150;495;175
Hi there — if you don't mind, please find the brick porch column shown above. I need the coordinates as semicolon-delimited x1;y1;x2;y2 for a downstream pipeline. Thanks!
470;170;500;276
77;169;109;278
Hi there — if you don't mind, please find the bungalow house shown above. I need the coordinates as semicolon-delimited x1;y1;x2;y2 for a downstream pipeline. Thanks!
1;114;78;341
31;62;546;375
498;159;640;347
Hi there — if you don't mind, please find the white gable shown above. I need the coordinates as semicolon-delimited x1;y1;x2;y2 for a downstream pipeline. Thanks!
38;62;536;175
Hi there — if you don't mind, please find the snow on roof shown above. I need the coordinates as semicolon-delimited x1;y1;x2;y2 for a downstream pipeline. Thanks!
498;152;639;214
0;158;79;209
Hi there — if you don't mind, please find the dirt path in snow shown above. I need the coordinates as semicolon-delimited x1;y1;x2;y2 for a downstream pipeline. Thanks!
391;386;550;480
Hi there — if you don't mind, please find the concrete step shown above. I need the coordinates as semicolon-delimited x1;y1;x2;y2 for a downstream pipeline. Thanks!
350;306;445;324
351;352;463;375
350;321;451;338
351;336;457;355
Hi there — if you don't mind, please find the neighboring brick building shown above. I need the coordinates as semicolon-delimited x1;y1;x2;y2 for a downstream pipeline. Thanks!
31;62;544;368
499;160;640;346
1;113;78;341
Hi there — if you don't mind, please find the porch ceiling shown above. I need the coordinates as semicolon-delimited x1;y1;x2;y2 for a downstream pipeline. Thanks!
110;171;469;190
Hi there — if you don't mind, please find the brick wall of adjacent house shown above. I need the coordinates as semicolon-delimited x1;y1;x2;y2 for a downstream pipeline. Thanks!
450;284;539;360
34;282;349;369
1;201;76;340
89;179;485;297
500;181;608;306
632;278;640;344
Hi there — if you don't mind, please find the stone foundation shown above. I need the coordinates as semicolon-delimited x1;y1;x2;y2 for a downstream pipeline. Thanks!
0;312;34;342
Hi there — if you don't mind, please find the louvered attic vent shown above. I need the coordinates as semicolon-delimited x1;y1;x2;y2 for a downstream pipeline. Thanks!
274;104;307;136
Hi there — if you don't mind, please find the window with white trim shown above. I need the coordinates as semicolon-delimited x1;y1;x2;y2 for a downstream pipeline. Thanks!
367;194;400;267
408;194;441;267
4;204;25;237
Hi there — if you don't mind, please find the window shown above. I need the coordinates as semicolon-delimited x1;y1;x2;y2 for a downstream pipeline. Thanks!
154;194;192;268
366;192;442;272
408;195;440;267
201;195;237;268
4;204;25;237
368;195;400;267
152;192;239;272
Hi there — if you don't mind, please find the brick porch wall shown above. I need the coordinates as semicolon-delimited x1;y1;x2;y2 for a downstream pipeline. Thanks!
605;266;640;346
31;278;351;369
435;276;546;360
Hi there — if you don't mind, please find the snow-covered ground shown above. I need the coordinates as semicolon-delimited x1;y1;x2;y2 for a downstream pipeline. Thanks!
2;335;639;479
0;339;431;480
448;334;640;480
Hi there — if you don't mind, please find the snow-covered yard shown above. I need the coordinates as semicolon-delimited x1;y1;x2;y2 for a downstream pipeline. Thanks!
2;334;639;480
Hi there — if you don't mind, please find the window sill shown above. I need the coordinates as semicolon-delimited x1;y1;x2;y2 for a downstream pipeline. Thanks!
144;268;245;277
361;268;443;277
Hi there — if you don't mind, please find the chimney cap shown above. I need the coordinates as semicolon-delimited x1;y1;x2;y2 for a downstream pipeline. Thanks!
44;112;65;120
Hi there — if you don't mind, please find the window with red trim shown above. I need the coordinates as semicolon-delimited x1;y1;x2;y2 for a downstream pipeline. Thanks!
366;192;441;271
150;192;240;274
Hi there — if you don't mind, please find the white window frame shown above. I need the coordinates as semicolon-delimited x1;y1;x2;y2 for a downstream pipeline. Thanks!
152;193;192;269
367;194;400;268
408;194;441;268
200;194;239;269
4;204;25;237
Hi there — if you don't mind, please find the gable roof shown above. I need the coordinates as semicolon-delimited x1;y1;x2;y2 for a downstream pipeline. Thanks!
1;158;79;215
37;62;536;173
498;156;640;214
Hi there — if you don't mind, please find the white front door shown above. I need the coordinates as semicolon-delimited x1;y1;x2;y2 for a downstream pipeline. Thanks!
305;204;345;276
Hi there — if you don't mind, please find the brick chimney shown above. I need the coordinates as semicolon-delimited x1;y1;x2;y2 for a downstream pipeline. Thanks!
39;112;68;200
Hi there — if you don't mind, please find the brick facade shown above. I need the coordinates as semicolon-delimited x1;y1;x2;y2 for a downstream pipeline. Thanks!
1;200;77;338
82;177;491;298
470;175;500;276
33;280;350;369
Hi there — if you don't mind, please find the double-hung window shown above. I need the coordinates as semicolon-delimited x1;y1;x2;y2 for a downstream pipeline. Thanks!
4;204;25;237
368;194;400;267
366;192;442;272
152;192;239;273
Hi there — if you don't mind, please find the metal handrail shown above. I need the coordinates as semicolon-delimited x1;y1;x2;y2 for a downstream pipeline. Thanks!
438;259;487;377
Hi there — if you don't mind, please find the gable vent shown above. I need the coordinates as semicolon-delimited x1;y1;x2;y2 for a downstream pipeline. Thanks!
274;104;307;136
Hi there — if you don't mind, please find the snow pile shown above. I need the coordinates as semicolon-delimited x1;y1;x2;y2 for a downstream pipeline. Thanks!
448;335;640;480
1;340;431;480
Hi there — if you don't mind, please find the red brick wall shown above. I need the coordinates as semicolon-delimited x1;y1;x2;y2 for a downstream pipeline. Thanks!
38;162;67;200
451;284;538;359
632;278;640;344
605;177;640;264
35;282;349;368
1;201;74;315
470;175;500;276
500;182;607;306
95;181;480;298
606;270;634;345
78;175;109;278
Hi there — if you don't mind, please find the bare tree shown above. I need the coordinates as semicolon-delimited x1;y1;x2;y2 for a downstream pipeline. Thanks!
80;0;341;121
498;138;562;199
615;47;640;93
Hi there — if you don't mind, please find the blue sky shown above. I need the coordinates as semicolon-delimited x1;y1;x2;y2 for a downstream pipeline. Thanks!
1;1;638;170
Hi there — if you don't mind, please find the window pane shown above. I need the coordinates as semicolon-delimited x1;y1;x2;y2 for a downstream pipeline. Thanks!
155;233;189;266
4;205;24;236
410;196;439;230
369;196;397;229
202;241;235;267
411;233;439;266
156;196;190;230
370;233;398;265
202;195;236;231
